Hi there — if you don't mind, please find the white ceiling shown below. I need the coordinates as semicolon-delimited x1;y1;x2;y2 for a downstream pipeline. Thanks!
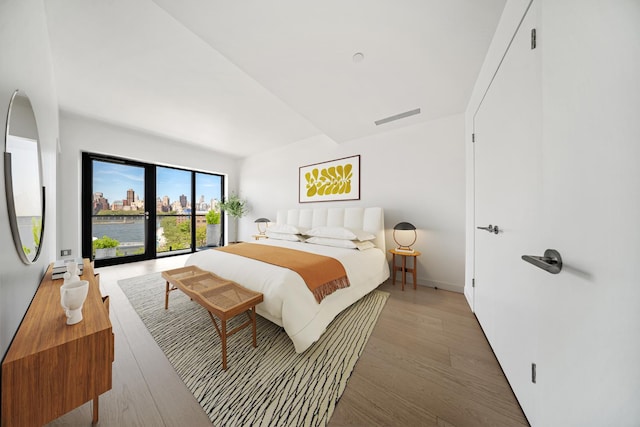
44;0;506;158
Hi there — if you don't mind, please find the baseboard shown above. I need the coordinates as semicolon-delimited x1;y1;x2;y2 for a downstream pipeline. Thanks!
416;279;463;294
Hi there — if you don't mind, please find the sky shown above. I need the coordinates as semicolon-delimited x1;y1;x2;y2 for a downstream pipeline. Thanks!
93;160;222;205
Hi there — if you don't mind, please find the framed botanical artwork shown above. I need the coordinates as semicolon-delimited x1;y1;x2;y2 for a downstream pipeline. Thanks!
299;155;360;203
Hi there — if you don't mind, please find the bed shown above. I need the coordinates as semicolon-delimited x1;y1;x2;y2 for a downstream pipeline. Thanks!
185;206;390;353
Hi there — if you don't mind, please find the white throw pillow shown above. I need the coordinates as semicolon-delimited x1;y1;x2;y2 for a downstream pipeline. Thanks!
305;237;376;250
353;240;376;250
265;231;305;241
304;226;375;241
268;224;304;234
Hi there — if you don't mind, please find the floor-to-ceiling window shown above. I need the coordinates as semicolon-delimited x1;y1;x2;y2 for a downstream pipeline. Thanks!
156;166;193;255
82;153;224;267
195;172;223;248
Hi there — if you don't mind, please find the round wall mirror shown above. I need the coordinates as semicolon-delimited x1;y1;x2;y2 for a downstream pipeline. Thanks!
4;90;45;264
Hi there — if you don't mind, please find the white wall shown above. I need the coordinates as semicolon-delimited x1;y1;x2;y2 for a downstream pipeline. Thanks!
57;112;239;257
239;114;466;292
0;0;59;358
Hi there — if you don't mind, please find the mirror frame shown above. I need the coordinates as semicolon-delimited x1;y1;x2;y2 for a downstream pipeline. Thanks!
4;89;46;265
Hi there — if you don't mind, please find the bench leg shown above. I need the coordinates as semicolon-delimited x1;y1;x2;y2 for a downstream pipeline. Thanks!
251;306;257;348
221;318;227;370
165;281;170;309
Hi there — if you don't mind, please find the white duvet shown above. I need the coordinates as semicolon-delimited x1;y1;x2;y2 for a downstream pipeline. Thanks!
185;239;390;353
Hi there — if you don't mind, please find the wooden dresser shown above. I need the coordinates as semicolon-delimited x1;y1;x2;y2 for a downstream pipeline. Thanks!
1;259;114;426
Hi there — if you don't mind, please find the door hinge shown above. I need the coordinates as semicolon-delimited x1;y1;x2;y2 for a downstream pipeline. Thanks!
531;363;537;383
472;278;475;288
472;133;475;143
531;28;537;49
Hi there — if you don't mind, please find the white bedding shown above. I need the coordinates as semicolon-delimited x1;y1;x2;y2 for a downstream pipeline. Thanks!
185;238;389;353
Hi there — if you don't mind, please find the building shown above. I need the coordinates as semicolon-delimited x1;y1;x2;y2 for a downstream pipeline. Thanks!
126;188;135;206
92;192;109;214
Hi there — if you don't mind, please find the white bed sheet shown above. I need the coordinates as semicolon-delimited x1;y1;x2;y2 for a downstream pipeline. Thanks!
185;239;390;353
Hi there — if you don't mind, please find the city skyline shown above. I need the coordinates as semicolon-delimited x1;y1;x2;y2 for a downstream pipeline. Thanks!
93;160;222;209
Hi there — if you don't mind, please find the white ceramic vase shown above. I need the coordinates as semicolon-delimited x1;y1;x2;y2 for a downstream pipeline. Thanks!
63;260;81;285
60;280;89;325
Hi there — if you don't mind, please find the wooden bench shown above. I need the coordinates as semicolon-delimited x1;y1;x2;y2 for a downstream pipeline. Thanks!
162;265;263;370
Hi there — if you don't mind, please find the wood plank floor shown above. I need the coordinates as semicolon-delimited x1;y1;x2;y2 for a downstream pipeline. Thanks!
47;255;528;427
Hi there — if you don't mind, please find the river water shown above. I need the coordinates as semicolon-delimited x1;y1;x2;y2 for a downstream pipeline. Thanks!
92;220;147;244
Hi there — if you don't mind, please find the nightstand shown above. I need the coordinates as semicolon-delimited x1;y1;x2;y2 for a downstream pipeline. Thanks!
252;234;268;240
389;249;421;291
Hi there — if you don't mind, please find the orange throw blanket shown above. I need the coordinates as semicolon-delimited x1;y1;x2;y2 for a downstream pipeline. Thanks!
216;243;350;303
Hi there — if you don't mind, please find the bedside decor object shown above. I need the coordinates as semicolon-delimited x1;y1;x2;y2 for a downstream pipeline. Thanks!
60;280;89;325
4;89;46;264
393;222;417;253
299;155;360;203
254;217;270;235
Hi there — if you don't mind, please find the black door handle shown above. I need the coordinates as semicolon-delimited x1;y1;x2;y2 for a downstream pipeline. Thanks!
521;249;562;274
477;224;499;234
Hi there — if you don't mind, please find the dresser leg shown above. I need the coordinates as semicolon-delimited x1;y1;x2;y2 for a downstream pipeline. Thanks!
92;396;99;424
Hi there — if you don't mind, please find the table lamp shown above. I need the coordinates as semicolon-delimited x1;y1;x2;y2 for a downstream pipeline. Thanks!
393;222;417;253
255;218;270;235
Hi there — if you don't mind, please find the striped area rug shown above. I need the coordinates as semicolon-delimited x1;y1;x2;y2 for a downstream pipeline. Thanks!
118;272;389;426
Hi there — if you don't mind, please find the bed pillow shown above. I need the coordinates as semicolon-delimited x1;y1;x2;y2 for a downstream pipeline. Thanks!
265;231;305;241
268;224;307;235
304;226;375;241
305;236;376;250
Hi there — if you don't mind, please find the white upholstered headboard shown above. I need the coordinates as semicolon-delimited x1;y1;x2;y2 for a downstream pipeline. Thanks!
275;207;386;251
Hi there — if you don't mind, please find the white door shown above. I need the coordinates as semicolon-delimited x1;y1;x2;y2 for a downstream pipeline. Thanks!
473;2;540;422
474;0;640;424
534;1;640;424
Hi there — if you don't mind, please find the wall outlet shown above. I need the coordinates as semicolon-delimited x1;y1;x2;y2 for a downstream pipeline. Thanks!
60;249;72;257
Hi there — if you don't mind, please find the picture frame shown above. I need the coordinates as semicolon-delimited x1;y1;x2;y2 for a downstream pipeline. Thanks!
299;155;360;203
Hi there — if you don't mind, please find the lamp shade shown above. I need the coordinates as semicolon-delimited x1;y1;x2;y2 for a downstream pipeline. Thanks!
393;222;416;231
393;222;417;251
254;217;270;235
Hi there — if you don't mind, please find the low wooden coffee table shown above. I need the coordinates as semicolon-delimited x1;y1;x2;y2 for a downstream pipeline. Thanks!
162;265;264;370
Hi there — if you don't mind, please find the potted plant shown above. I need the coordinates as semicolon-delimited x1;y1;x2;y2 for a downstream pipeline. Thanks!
93;235;120;259
217;193;249;243
205;209;221;247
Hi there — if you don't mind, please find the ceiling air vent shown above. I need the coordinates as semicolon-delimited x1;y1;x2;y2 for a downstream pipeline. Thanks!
374;108;421;126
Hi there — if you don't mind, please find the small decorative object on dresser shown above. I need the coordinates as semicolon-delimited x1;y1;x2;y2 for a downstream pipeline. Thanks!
52;257;84;279
60;280;89;325
63;259;81;284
